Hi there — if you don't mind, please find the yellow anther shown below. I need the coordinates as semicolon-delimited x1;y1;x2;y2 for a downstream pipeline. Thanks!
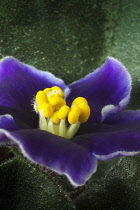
38;102;53;118
51;86;64;98
37;103;44;112
36;91;48;104
35;88;91;138
72;97;88;106
45;86;64;99
79;103;90;123
51;86;63;92
68;107;81;124
71;106;81;114
44;88;51;94
49;96;66;108
52;111;60;124
58;105;70;119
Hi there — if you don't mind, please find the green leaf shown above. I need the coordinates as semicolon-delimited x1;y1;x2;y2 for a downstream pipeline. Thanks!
75;155;140;210
0;158;76;210
0;0;113;84
1;0;140;95
0;0;107;84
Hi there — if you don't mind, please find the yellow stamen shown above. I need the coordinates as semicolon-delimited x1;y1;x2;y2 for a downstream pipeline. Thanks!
52;111;60;124
35;87;91;139
44;88;51;94
46;86;64;99
68;98;90;124
72;97;88;106
36;91;48;104
49;96;66;108
51;86;65;98
68;107;81;124
79;103;90;123
58;105;70;119
38;102;53;118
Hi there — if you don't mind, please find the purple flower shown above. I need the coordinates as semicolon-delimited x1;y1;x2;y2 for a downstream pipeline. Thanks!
0;56;140;187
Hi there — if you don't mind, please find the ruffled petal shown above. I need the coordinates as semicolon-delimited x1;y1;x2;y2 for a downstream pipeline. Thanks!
0;129;97;186
0;57;66;112
67;57;131;122
74;116;140;160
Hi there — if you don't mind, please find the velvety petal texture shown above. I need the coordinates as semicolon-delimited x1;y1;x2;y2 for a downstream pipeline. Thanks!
0;105;38;129
104;110;140;125
78;110;140;135
0;114;19;131
67;57;131;122
74;111;140;160
0;56;140;186
0;128;97;186
0;56;66;112
0;115;19;146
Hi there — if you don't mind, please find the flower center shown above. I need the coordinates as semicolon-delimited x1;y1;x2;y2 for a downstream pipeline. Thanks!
34;86;90;139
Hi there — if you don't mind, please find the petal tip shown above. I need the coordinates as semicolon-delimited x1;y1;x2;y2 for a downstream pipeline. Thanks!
105;56;132;86
105;56;125;68
0;56;20;68
0;56;16;62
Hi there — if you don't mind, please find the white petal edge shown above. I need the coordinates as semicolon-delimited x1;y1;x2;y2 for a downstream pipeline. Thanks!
101;93;131;122
93;151;140;161
0;128;97;187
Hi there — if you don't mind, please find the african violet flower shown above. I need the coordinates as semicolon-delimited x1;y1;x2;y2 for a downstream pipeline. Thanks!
0;56;140;187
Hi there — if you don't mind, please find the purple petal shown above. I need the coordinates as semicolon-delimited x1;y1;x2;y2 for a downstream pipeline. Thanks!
0;114;19;146
0;129;97;186
74;114;140;160
104;110;140;125
78;110;140;136
0;114;19;131
0;105;38;129
67;57;131;123
0;57;66;112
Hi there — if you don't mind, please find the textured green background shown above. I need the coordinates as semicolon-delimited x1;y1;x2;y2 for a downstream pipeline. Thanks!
0;0;140;209
0;0;140;85
0;0;140;106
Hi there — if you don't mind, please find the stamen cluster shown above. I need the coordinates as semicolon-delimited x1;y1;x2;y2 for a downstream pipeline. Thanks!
35;86;90;138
